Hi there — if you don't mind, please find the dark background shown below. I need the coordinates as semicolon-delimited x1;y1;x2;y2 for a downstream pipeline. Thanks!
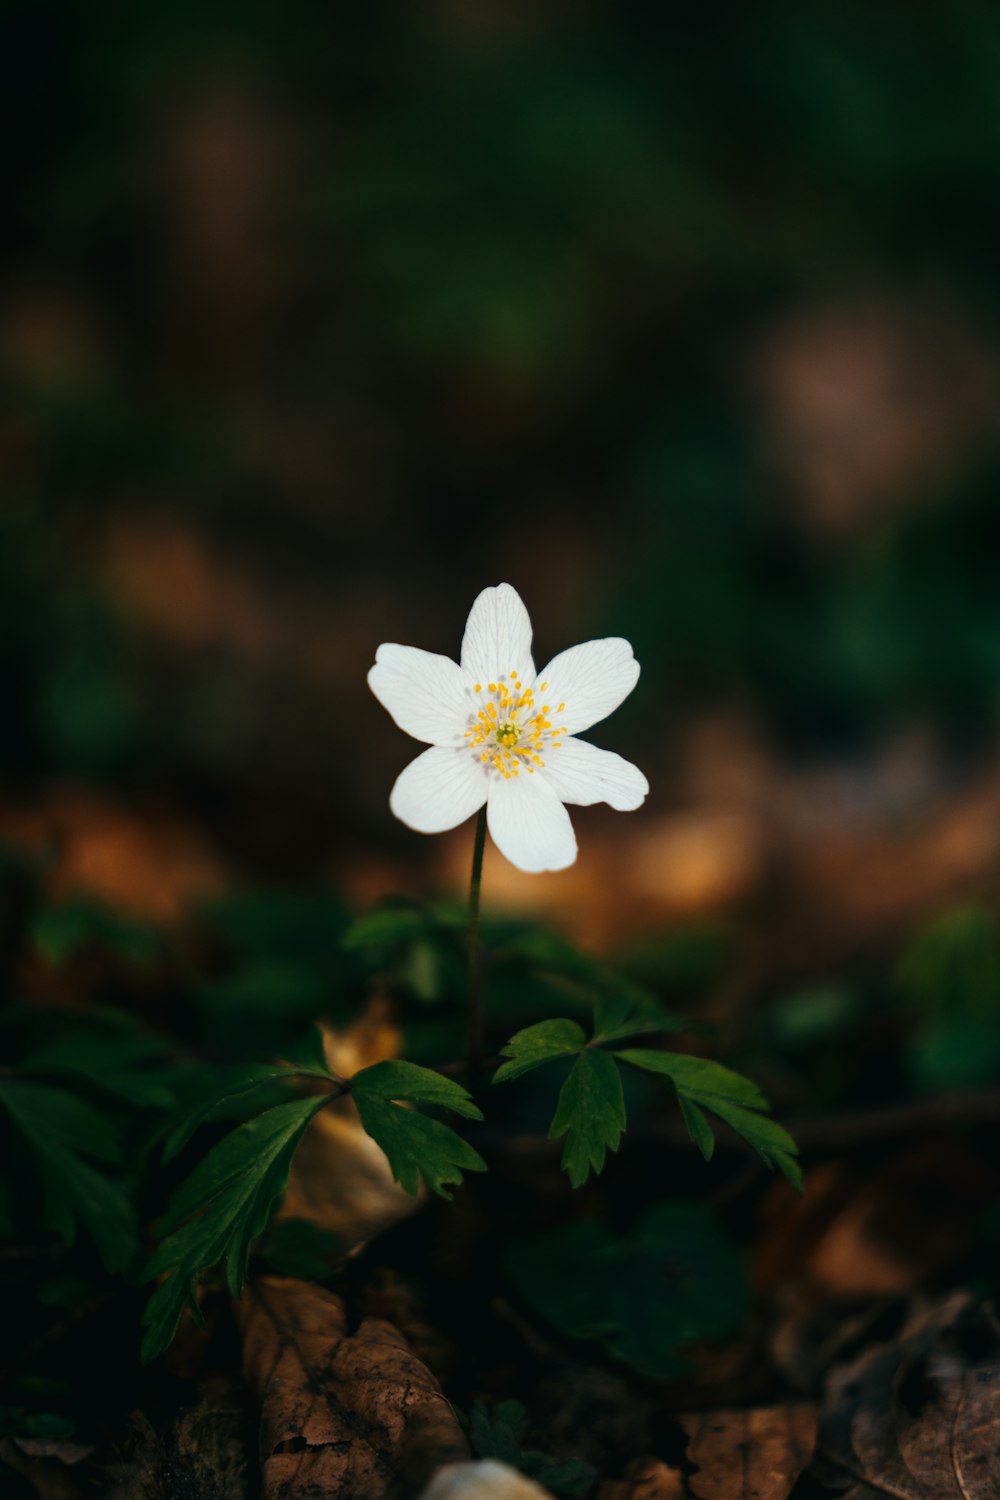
4;1;1000;957
6;10;1000;1480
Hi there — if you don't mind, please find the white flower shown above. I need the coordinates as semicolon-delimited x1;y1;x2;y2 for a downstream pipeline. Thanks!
368;583;648;873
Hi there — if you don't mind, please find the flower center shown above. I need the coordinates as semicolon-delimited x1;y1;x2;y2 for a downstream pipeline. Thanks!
464;673;568;779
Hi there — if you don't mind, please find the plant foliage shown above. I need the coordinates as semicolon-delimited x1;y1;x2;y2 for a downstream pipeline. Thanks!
351;1060;486;1198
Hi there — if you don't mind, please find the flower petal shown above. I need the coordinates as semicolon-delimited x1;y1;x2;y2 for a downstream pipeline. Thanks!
540;736;648;810
390;747;488;833
460;583;535;690
533;637;639;735
486;771;577;873
369;644;470;746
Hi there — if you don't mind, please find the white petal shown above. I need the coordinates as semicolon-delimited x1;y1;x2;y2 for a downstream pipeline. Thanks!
420;1460;551;1500
390;747;487;833
533;637;639;735
368;643;470;746
486;770;577;873
540;736;648;810
460;583;535;689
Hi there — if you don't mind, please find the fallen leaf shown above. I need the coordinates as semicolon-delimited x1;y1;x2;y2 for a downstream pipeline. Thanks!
277;1010;422;1254
678;1405;817;1499
9;1441;92;1465
597;1456;687;1499
0;1438;81;1500
237;1275;469;1499
810;1292;1000;1498
104;1378;247;1499
277;1106;423;1252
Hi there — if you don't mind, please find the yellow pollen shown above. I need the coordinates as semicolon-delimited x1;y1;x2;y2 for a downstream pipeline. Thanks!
475;683;482;693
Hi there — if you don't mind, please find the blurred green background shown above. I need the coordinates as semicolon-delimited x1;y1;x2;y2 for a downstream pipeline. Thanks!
4;1;1000;927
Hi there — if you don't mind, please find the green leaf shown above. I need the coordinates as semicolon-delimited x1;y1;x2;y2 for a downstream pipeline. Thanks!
142;1094;327;1362
162;1065;303;1162
895;904;1000;1020
591;979;689;1044
466;1398;596;1498
548;1050;626;1188
162;1040;336;1162
506;1201;746;1380
202;889;348;962
468;1397;527;1466
277;1025;336;1077
342;904;428;953
32;898;158;968
21;1021;178;1111
615;1050;801;1190
495;928;687;1041
492;1019;586;1084
677;1096;715;1161
0;1079;136;1271
351;1094;486;1199
527;1458;598;1497
351;1060;483;1120
905;1015;1000;1093
0;1079;121;1164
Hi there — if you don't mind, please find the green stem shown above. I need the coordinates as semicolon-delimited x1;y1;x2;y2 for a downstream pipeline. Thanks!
466;805;488;1085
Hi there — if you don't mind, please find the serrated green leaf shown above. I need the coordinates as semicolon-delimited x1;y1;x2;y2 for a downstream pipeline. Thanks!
351;1059;483;1120
548;1050;626;1188
0;1079;121;1164
505;1201;745;1380
32;899;158;968
162;1066;296;1162
494;928;687;1042
142;1094;327;1362
677;1096;714;1161
277;1025;336;1077
0;1078;136;1271
702;1100;802;1191
163;1044;335;1162
615;1049;800;1189
614;1050;769;1107
342;904;427;953
468;1397;525;1466
591;979;688;1044
157;1097;323;1235
492;1018;586;1084
528;1457;598;1497
351;1093;486;1199
466;1398;596;1498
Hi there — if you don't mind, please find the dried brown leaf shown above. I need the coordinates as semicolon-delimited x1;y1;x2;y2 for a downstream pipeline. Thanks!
277;1009;421;1255
811;1292;1000;1499
0;1437;82;1500
597;1455;687;1499
678;1405;817;1499
237;1275;468;1500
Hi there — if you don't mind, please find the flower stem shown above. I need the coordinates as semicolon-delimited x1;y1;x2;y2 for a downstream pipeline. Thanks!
466;805;488;1085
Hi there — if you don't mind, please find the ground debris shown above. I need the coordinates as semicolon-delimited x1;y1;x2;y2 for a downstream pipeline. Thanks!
597;1455;687;1499
678;1404;816;1499
103;1376;248;1499
807;1291;1000;1498
236;1274;469;1499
